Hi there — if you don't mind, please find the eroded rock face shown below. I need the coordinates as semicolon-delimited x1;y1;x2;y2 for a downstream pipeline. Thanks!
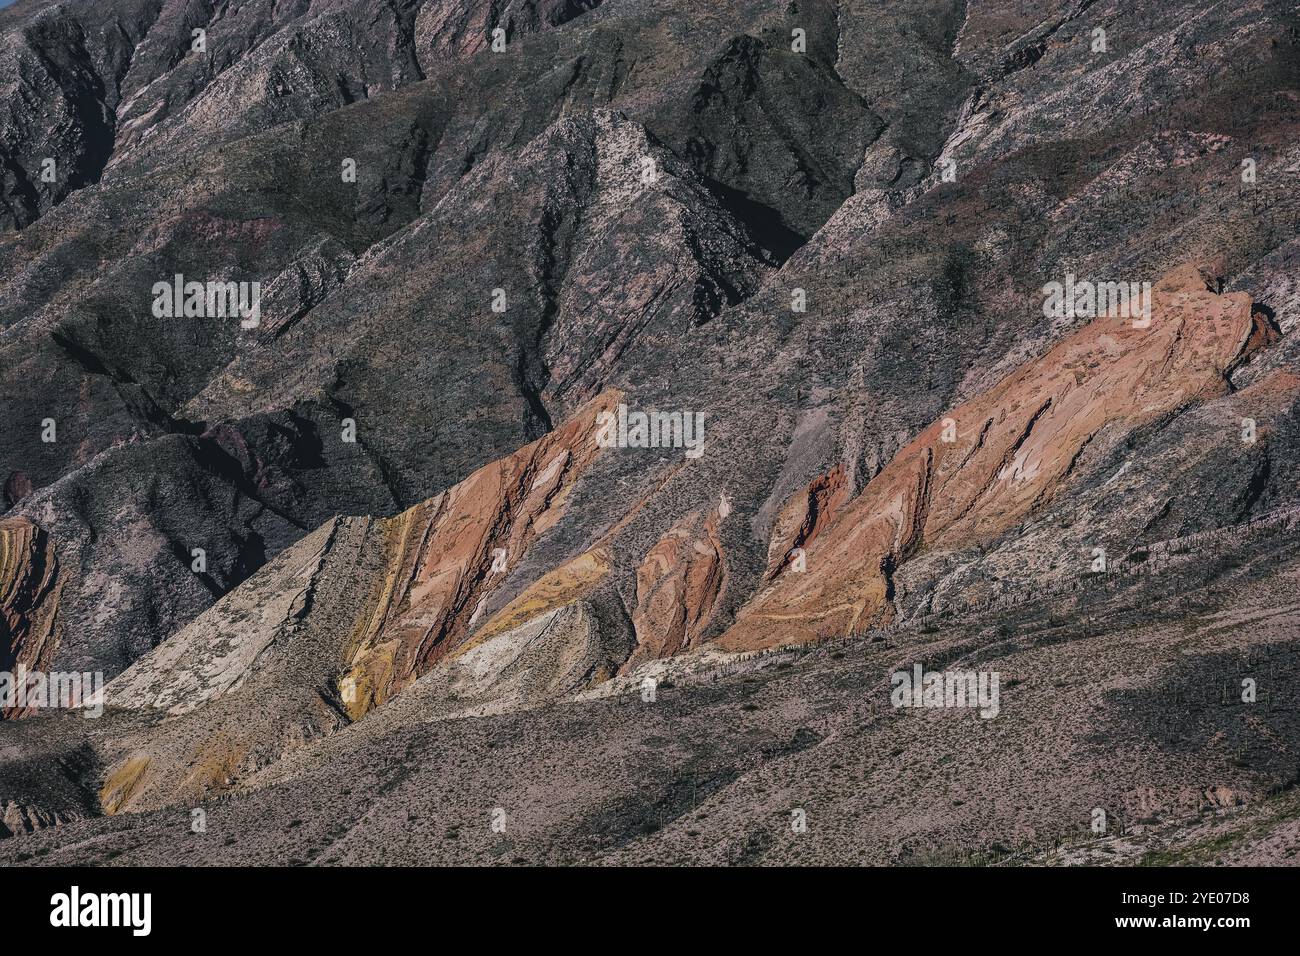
5;435;302;684
718;265;1273;650
763;462;850;580
103;520;342;716
678;33;884;241
340;389;620;716
416;0;606;63
387;600;624;720
0;0;614;230
2;799;87;839
74;516;372;813
538;111;779;416
623;508;728;671
50;391;622;813
0;517;64;718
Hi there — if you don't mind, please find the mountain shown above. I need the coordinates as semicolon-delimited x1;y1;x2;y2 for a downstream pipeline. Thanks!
1;0;1299;865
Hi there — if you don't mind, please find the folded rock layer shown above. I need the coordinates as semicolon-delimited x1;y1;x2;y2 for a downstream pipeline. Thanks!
0;518;64;718
717;265;1273;650
339;389;621;717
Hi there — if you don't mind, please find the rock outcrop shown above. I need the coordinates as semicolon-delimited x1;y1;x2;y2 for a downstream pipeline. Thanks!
718;265;1274;650
339;390;621;717
416;0;607;62
384;600;623;719
0;518;64;718
763;462;850;580
624;508;727;671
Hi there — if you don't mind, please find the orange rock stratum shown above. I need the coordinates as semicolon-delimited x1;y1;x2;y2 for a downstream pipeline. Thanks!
339;389;621;717
716;264;1273;651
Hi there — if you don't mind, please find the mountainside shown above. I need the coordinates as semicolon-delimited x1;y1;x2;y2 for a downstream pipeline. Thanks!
1;0;1299;866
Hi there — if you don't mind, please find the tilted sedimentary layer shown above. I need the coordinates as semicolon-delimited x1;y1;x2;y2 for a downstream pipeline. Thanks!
98;389;622;723
0;518;64;718
715;264;1274;651
11;263;1279;735
335;388;623;718
0;258;1288;829
66;394;625;812
623;508;728;672
103;520;341;717
96;264;1279;730
763;462;851;580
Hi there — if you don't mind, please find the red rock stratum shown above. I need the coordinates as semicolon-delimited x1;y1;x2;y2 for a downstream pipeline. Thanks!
339;389;621;717
717;264;1274;651
622;507;728;672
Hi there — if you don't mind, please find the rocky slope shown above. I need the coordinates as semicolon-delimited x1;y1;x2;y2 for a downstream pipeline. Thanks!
1;0;1298;864
718;264;1275;650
